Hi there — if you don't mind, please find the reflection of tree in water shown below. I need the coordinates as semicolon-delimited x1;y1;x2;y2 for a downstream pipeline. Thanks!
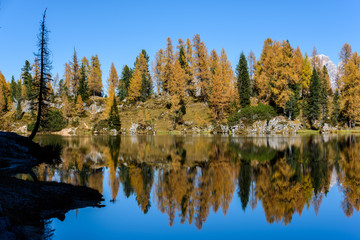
33;135;360;228
156;140;236;229
338;137;360;217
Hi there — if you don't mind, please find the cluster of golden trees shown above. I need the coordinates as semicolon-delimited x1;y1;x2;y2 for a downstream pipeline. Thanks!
2;35;360;129
153;35;236;121
33;135;360;228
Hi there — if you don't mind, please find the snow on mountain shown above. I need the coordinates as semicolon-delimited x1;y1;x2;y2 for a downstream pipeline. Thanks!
316;54;339;90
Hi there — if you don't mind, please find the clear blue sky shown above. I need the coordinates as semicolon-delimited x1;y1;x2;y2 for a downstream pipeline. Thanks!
0;0;359;86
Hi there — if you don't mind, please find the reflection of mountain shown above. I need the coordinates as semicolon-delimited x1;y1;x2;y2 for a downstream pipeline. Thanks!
35;135;360;228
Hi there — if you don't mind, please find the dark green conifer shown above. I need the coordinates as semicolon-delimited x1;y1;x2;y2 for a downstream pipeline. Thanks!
78;62;89;101
306;68;321;128
331;89;340;126
21;60;34;100
236;52;251;108
118;65;133;100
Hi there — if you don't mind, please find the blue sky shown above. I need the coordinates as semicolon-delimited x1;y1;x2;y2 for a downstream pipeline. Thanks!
0;0;359;86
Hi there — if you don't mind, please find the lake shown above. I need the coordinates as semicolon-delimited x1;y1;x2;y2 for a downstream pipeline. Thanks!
32;134;360;239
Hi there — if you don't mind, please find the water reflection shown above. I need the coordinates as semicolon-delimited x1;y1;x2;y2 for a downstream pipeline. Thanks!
34;135;360;229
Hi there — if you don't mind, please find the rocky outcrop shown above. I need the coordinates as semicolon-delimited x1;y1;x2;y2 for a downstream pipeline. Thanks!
230;116;302;135
129;123;155;135
321;123;337;134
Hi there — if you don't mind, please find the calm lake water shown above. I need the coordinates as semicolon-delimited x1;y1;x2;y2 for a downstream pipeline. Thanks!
33;134;360;239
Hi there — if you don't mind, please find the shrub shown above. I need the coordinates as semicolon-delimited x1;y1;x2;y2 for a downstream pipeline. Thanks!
228;104;276;126
92;119;108;134
27;109;67;132
71;118;79;127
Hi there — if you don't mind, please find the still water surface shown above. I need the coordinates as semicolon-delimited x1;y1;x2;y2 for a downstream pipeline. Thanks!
34;135;360;239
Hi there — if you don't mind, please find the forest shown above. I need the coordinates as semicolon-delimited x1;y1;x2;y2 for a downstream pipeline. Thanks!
0;33;358;134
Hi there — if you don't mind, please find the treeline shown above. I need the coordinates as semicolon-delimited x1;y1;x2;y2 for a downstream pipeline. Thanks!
0;35;359;130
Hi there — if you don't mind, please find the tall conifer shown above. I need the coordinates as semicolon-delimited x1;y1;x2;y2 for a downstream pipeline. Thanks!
236;52;251;107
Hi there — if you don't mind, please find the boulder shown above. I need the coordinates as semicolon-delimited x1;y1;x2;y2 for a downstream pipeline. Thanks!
130;123;139;135
109;129;118;136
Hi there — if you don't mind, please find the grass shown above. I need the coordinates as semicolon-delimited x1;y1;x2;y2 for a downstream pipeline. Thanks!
297;129;320;134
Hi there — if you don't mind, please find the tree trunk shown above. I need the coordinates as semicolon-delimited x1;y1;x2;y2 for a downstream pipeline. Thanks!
29;11;46;141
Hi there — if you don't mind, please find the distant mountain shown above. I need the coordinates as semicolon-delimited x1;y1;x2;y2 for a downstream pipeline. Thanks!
316;54;339;90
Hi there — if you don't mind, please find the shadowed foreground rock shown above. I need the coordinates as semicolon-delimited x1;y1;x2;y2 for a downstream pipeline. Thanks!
0;131;103;239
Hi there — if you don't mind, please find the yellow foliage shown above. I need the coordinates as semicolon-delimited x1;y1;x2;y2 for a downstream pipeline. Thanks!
301;54;312;94
76;95;85;116
255;38;276;104
62;96;71;117
128;61;143;102
340;52;360;123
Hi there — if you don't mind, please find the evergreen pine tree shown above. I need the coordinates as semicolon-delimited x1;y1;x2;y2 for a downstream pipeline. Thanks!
15;99;23;120
117;65;133;100
29;9;52;140
21;60;34;100
236;52;251;108
285;93;299;120
306;68;321;128
331;89;340;126
320;69;329;124
10;76;17;101
108;97;121;131
78;61;89;101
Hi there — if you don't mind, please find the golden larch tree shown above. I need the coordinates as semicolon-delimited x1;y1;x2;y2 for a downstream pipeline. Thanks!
128;60;143;102
104;63;118;117
64;62;72;95
88;55;103;96
209;50;226;121
271;40;294;110
153;48;165;95
220;48;236;108
340;52;360;127
301;53;312;96
76;94;85;116
169;60;187;128
62;95;71;117
193;34;211;101
108;63;119;90
163;37;175;93
0;86;5;114
255;38;276;104
293;46;303;86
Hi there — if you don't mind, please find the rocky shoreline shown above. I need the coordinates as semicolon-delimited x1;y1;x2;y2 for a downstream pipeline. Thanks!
48;116;340;136
0;131;103;240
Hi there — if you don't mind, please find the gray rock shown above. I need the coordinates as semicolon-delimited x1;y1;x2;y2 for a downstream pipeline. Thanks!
130;123;139;135
109;129;117;136
184;121;193;126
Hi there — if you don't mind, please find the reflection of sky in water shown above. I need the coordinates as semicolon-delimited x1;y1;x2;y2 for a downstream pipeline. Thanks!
51;168;360;240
